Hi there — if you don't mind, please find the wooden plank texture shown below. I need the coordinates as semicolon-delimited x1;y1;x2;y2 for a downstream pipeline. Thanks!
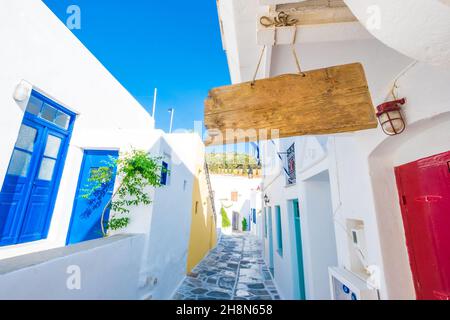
204;63;377;145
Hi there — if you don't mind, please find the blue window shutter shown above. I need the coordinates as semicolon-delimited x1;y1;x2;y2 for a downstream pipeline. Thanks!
160;161;169;185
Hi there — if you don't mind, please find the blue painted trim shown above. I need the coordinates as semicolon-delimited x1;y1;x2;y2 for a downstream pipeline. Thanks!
31;90;77;117
267;206;274;272
30;90;75;242
160;161;169;185
0;90;76;246
290;199;306;300
1;119;46;245
275;205;283;257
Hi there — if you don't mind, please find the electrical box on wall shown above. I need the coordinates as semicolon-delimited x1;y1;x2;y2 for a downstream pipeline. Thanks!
346;219;368;277
351;226;366;252
329;267;379;300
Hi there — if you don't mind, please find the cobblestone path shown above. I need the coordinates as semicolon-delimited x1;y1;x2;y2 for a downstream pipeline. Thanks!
173;233;280;300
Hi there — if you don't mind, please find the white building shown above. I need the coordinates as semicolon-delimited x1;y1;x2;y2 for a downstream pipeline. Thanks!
210;174;261;234
217;0;450;300
0;0;207;300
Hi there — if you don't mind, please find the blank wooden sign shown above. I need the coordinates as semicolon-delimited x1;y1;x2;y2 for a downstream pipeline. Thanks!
204;63;377;145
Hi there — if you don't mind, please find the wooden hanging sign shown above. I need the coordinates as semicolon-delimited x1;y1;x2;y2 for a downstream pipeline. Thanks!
204;63;377;145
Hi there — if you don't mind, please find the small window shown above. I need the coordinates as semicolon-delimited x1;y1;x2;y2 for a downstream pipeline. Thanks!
38;158;56;181
286;143;296;185
26;96;43;115
41;103;58;123
231;191;238;202
160;161;169;185
195;201;199;214
43;135;62;158
54;111;70;129
15;125;37;152
275;206;283;256
7;150;32;177
25;96;71;130
6;124;38;177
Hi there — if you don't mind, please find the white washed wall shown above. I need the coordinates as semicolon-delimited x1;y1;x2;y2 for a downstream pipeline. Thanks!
210;175;261;234
117;133;204;300
260;136;337;300
0;235;144;300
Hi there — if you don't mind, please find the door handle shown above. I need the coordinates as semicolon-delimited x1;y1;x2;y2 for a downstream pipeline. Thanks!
414;196;442;203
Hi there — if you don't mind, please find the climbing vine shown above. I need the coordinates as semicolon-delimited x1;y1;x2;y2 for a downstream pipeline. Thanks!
81;150;167;236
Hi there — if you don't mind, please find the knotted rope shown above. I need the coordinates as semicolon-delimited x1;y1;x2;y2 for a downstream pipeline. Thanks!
252;12;305;85
260;11;298;27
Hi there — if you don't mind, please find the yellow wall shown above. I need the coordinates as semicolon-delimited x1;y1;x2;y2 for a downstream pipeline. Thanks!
186;165;217;273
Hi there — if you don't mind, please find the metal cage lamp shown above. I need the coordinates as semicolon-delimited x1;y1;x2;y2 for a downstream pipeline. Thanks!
376;98;407;136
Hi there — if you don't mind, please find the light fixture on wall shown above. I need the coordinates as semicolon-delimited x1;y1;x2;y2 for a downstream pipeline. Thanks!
264;194;270;205
13;81;31;102
376;98;407;136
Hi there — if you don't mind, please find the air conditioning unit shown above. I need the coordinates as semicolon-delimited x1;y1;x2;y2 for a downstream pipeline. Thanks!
329;267;379;300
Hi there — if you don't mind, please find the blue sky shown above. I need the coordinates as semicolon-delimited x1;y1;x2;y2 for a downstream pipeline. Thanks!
43;0;230;134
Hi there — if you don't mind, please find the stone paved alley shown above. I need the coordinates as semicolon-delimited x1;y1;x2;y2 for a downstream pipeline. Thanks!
173;234;281;300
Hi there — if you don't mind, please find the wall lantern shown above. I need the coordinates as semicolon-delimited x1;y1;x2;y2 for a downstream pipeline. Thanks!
264;194;270;205
376;98;407;136
13;81;31;102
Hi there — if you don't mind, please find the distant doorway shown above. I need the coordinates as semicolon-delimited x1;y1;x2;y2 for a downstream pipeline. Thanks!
302;170;338;299
232;211;239;231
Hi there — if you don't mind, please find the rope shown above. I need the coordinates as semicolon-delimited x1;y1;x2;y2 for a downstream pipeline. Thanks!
251;45;267;85
291;26;305;76
260;11;298;27
253;11;305;85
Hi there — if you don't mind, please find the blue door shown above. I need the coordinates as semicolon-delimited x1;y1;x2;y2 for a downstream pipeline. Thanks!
267;206;275;275
0;91;75;246
66;150;119;245
292;199;306;300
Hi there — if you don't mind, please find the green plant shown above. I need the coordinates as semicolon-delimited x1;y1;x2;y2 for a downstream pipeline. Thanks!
82;150;167;236
242;217;248;231
206;152;261;174
221;207;231;228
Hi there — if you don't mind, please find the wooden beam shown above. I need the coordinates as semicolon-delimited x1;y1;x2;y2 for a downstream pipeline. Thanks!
204;63;377;146
273;5;357;26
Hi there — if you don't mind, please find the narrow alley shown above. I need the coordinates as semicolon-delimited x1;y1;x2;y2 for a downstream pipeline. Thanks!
173;234;280;300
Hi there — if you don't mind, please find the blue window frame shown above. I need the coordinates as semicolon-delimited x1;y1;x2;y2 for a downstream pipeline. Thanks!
253;208;257;224
0;90;75;246
275;205;283;256
160;161;169;185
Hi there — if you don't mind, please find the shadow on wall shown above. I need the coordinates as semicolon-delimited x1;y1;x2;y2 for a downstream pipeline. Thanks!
368;111;450;299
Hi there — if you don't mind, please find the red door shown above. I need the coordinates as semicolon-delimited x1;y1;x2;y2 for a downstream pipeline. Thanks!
395;150;450;300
